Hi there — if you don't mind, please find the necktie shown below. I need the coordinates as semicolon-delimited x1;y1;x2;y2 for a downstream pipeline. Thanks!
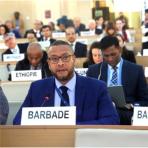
60;86;70;106
111;66;118;86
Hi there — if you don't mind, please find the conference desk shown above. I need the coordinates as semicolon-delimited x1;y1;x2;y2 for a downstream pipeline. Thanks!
0;125;148;147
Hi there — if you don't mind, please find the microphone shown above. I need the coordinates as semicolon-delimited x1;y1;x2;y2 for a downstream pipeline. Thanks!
6;63;11;74
41;95;50;107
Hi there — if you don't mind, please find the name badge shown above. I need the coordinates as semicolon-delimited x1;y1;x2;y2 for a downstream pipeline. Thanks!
3;54;24;62
11;70;42;81
133;107;148;126
75;68;88;76
52;32;66;38
80;31;94;36
21;106;76;125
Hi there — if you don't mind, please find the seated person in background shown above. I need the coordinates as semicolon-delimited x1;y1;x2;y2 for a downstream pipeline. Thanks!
0;86;9;125
83;41;103;68
116;34;136;63
73;17;86;36
0;24;10;40
38;25;56;44
95;16;105;35
115;18;132;42
87;36;148;125
5;20;22;38
13;40;119;125
105;22;116;37
65;26;87;58
24;19;43;40
25;30;37;43
15;42;52;78
2;33;28;61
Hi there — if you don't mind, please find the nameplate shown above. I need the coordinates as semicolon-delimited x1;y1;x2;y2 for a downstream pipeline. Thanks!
76;38;88;45
39;41;50;50
3;54;24;62
133;107;148;126
21;106;76;125
52;32;66;38
75;68;88;77
143;49;148;56
142;36;148;43
80;31;95;36
11;70;42;81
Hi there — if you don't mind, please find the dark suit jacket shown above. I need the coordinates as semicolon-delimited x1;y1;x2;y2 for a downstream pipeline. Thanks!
14;51;52;78
75;23;86;35
74;42;87;58
2;43;29;61
13;75;119;125
38;37;56;45
0;86;9;125
121;47;136;63
87;60;148;106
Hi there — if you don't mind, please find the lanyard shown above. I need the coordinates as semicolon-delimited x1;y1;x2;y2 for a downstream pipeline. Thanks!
55;86;69;106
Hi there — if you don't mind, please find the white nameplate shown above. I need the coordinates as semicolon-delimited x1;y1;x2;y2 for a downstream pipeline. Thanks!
80;31;94;36
133;107;148;126
21;106;76;125
75;68;88;77
3;54;24;62
39;41;50;49
76;38;88;45
142;36;148;43
52;32;66;38
11;70;42;81
143;49;148;56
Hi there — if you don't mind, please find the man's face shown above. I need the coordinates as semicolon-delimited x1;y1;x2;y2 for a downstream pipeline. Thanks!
34;20;42;30
47;45;75;83
27;49;43;67
65;28;76;43
42;27;51;38
102;45;121;67
4;37;16;49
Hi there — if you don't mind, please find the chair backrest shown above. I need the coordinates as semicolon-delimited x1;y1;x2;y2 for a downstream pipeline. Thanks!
75;128;148;147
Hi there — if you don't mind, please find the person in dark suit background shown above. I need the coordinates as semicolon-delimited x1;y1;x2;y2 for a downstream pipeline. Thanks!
0;86;9;125
2;33;28;61
15;42;52;78
87;36;148;125
38;25;56;44
13;40;119;125
65;26;87;57
24;19;43;40
115;34;136;63
73;17;86;36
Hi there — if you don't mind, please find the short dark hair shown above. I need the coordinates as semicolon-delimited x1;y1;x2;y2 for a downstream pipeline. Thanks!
50;40;70;47
49;40;74;53
41;25;52;32
145;9;148;13
100;36;119;51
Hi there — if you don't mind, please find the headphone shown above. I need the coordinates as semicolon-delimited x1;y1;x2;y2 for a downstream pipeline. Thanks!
98;62;103;80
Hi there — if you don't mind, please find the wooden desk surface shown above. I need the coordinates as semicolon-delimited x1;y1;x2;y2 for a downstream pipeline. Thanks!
0;125;148;147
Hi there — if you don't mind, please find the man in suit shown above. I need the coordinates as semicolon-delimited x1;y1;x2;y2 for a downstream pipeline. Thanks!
87;36;148;125
65;26;87;58
15;42;52;78
24;19;43;40
0;86;9;125
13;40;119;125
2;33;28;61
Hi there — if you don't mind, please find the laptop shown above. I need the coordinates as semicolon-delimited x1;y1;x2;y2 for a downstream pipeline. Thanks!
107;85;126;108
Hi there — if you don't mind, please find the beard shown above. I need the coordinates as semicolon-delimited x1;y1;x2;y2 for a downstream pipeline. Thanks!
52;69;74;83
